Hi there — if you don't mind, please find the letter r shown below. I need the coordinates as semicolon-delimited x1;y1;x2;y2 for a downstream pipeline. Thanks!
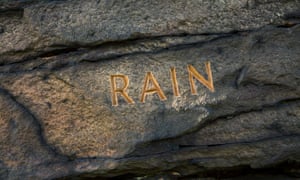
110;75;135;106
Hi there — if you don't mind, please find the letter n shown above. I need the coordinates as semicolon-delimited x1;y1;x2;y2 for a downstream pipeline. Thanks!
188;61;215;94
110;75;135;106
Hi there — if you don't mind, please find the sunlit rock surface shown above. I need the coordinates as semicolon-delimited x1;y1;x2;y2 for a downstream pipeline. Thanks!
0;0;299;179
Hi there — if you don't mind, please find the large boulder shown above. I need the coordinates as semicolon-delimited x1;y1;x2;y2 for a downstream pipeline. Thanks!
0;0;299;179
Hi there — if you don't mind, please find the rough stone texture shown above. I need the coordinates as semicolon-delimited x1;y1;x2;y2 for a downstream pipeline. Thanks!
0;0;299;179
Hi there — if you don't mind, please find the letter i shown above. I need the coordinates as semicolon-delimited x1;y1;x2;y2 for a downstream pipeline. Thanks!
170;67;180;97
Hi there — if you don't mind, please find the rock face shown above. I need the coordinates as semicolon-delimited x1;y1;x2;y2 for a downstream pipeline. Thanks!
0;0;300;179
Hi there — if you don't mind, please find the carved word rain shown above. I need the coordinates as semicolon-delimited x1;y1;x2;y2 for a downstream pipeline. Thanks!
110;61;214;106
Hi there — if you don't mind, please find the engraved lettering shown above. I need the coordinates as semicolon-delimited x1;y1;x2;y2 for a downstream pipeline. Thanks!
170;67;180;97
140;72;167;103
110;74;135;106
188;62;214;94
110;61;215;106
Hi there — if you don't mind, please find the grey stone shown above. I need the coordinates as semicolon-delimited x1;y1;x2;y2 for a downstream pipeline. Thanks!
0;0;299;179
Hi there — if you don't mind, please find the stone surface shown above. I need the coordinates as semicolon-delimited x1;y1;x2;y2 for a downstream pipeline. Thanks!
0;0;300;179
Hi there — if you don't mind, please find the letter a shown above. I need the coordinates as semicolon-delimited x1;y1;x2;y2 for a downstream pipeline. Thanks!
110;75;135;106
188;61;215;94
140;72;167;103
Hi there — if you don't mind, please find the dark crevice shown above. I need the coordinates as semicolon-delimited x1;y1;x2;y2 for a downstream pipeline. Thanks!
0;23;255;70
210;95;298;130
0;32;226;66
38;47;79;58
279;11;300;27
77;30;239;50
124;97;300;158
235;65;249;88
239;79;298;90
0;47;80;66
71;30;242;62
0;0;39;13
124;134;300;159
0;8;24;17
0;0;42;17
284;11;300;20
197;97;300;131
0;33;235;74
0;25;4;34
78;35;223;63
277;22;300;28
178;134;300;149
51;74;75;88
182;161;300;179
58;151;300;179
1;24;298;74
